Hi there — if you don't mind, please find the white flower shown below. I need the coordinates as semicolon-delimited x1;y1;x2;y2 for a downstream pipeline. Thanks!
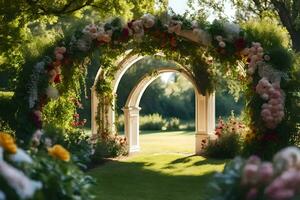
0;190;5;200
9;149;33;164
141;14;155;28
168;20;182;34
132;20;144;33
44;137;52;148
223;22;240;38
273;147;300;172
31;129;44;146
0;161;42;199
46;86;59;99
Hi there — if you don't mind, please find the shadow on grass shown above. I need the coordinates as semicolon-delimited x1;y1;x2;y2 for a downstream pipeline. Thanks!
89;160;217;200
169;155;227;165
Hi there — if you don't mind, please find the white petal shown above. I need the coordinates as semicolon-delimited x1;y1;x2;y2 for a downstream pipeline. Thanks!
9;149;33;164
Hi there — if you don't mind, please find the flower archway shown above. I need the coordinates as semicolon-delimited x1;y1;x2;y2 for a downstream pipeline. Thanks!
14;13;293;156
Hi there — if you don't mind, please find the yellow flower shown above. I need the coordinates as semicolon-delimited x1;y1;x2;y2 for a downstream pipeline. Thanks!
0;132;17;154
48;144;70;162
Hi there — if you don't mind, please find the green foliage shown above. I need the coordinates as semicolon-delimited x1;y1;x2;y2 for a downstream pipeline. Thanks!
243;19;290;49
63;129;94;169
0;140;95;200
27;152;95;200
203;115;244;159
140;113;166;130
166;117;180;131
0;92;15;128
92;136;128;162
204;132;241;159
43;93;77;132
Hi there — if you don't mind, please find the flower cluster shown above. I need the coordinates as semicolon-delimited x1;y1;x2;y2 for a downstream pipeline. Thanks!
212;26;285;129
256;78;285;129
214;115;246;138
113;134;127;146
0;132;42;200
212;146;300;200
242;147;300;200
71;113;87;127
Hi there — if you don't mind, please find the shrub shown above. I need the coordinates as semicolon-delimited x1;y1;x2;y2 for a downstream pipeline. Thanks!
140;113;166;130
92;134;128;163
63;129;94;170
166;117;180;130
38;125;94;169
202;114;245;159
28;153;95;200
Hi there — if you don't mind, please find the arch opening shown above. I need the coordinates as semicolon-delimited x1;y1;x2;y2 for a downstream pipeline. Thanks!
91;55;216;155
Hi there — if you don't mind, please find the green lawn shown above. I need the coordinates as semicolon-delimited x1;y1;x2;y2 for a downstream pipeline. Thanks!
88;131;226;200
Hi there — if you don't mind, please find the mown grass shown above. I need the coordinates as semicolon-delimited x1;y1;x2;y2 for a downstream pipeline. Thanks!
88;131;227;200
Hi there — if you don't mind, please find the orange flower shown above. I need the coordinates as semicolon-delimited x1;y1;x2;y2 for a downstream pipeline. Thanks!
48;144;70;162
0;132;17;154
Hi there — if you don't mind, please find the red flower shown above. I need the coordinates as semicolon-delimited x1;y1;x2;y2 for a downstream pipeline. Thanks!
234;38;247;51
54;74;61;84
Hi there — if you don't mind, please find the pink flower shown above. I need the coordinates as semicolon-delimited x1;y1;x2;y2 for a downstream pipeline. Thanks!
258;162;274;183
242;163;259;185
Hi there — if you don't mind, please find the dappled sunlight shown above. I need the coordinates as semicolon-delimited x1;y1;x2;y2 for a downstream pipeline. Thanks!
89;153;226;200
139;131;195;154
124;154;226;176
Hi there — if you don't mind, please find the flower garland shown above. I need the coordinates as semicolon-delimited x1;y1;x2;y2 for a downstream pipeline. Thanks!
21;13;290;147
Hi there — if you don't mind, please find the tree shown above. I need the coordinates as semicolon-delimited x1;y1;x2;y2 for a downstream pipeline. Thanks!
0;0;167;89
189;0;300;52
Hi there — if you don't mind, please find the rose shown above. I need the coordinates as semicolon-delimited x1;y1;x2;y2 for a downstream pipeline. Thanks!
0;132;17;154
48;144;70;162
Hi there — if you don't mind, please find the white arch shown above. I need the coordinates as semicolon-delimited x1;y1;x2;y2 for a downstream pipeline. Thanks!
91;54;215;154
122;67;215;154
125;68;197;108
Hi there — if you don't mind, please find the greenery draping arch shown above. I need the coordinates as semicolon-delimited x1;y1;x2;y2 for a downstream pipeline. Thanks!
14;13;296;157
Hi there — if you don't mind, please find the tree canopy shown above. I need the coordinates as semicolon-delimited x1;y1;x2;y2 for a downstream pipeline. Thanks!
189;0;300;52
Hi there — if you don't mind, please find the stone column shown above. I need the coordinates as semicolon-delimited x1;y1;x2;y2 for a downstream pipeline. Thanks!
122;106;141;153
91;86;99;135
195;92;215;154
